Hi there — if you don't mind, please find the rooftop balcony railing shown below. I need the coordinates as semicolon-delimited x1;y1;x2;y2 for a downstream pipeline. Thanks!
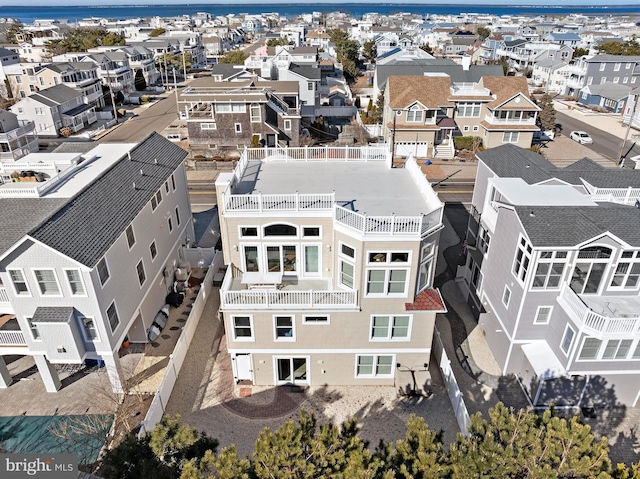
557;283;640;337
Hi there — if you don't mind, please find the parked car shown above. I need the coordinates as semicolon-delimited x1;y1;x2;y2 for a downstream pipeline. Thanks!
570;131;593;145
533;130;555;142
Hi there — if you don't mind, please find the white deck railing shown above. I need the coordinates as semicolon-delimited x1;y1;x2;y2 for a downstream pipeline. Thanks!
219;267;357;310
557;283;640;336
0;331;26;346
588;187;640;206
0;121;36;142
484;114;536;125
0;287;10;303
225;191;335;212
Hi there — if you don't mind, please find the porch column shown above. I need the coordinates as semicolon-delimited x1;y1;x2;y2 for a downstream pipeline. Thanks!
0;356;13;388
33;355;61;392
102;353;124;394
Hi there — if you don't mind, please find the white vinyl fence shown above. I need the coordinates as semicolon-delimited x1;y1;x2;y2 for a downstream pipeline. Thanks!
432;327;471;436
138;250;224;436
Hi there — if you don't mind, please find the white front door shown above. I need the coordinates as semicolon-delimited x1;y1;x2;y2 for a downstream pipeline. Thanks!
234;353;253;382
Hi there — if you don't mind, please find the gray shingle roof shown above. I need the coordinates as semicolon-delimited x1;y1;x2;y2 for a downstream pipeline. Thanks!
582;82;633;101
516;203;640;247
31;84;81;106
289;63;321;80
30;133;188;267
31;306;75;324
477;144;640;189
0;198;68;255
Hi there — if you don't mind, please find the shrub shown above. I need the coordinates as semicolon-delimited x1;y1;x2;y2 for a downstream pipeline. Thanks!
453;136;483;151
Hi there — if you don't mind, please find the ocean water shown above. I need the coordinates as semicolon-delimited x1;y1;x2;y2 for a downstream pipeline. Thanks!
2;3;640;24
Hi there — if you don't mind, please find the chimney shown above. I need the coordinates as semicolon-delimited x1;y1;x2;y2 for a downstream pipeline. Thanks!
461;55;471;71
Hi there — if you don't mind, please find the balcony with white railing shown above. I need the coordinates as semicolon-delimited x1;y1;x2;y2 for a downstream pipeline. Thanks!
565;78;585;91
484;113;537;125
0;121;36;143
587;187;640;205
557;283;640;337
219;266;358;311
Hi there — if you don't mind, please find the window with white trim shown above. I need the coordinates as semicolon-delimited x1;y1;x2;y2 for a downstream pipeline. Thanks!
235;123;242;133
126;225;135;249
610;251;640;289
614;63;621;71
200;122;217;130
633;342;640;359
106;301;119;332
579;337;601;360
284;119;291;130
155;190;162;206
469;257;483;293
339;242;356;288
367;252;410;264
81;317;99;341
274;315;295;340
215;103;245;113
241;227;258;238
150;241;158;260
602;339;632;360
171;174;176;191
417;242;435;292
513;236;532;282
250;103;261;122
266;245;296;273
370;315;411;341
175;207;181;226
599;63;606;71
406;106;424;123
502;131;519;143
534;306;552;324
243;245;259;272
97;258;110;285
136;260;146;286
167;217;173;233
28;317;40;340
477;226;491;255
302;227;320;238
356;354;394;377
560;325;575;355
65;269;85;296
8;269;30;295
366;269;408;296
303;315;329;324
613;77;619;84
232;316;254;340
457;102;481;117
264;224;297;237
532;251;567;289
502;286;511;308
34;269;60;295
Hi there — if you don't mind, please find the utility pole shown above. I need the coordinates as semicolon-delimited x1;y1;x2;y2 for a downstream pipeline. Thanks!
182;51;188;80
618;94;639;167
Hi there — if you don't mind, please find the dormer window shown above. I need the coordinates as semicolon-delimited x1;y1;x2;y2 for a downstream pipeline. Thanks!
406;105;423;123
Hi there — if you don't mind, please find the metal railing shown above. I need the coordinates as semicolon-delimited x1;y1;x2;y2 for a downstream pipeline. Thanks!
558;283;640;336
0;331;26;346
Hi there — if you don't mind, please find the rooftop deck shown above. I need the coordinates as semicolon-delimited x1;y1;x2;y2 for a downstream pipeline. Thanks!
220;146;443;237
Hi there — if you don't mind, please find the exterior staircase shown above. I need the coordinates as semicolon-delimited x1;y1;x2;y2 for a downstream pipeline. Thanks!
434;141;455;159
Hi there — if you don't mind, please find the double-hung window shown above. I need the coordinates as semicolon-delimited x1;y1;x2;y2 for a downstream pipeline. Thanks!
370;315;411;341
106;301;120;332
34;269;60;296
406;106;423;123
457;102;481;117
232;316;254;341
65;269;85;296
339;243;356;289
356;355;394;378
250;103;261;122
8;269;30;295
126;225;135;249
610;251;640;289
136;260;146;286
502;131;519;143
274;315;295;341
560;325;575;355
97;258;110;286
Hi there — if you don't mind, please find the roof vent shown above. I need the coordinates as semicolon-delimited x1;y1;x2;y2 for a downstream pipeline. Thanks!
128;151;132;160
140;169;144;176
133;182;137;190
154;158;158;164
530;211;535;217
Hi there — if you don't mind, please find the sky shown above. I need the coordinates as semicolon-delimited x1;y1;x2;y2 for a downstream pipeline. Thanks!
2;0;639;6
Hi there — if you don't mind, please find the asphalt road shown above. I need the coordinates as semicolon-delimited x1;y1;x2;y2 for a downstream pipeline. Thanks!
555;111;640;162
188;180;217;212
433;181;474;204
98;92;179;143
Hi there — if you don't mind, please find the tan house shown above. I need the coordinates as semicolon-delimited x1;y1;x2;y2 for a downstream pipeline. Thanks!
383;75;540;158
215;146;445;389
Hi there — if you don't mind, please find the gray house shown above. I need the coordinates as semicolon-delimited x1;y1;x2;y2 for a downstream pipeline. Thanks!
578;82;633;113
458;144;640;407
0;133;194;393
564;54;640;96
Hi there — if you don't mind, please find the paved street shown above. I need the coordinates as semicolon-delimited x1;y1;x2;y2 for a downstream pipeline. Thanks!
97;90;179;143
